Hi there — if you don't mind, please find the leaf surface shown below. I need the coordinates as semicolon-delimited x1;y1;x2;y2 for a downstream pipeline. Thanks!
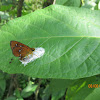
0;5;100;79
56;0;80;7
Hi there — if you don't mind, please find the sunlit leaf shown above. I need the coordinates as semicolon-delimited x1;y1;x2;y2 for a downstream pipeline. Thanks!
0;5;100;79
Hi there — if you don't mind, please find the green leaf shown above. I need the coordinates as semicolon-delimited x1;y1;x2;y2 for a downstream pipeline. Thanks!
42;85;51;100
85;88;100;100
14;88;23;99
0;5;100;79
66;76;100;100
0;4;12;11
42;79;76;100
56;0;80;7
50;79;75;92
56;0;68;5
21;81;37;98
4;96;16;100
50;79;75;100
0;72;6;99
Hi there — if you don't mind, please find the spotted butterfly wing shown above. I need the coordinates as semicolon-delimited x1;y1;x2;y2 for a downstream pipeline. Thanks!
10;41;31;49
10;41;35;60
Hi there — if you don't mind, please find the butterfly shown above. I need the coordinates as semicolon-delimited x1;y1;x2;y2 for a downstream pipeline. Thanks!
10;41;35;60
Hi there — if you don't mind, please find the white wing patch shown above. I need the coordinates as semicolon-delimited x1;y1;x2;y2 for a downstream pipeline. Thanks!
20;47;45;66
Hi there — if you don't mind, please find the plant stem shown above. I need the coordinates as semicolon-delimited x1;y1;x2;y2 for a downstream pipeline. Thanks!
53;0;56;5
35;79;42;100
17;0;24;17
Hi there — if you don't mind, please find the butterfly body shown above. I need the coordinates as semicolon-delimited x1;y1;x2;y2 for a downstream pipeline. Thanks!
10;41;35;60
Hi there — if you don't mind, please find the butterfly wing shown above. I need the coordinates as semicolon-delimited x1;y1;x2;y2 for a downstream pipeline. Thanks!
12;47;33;58
10;41;35;59
10;41;30;50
